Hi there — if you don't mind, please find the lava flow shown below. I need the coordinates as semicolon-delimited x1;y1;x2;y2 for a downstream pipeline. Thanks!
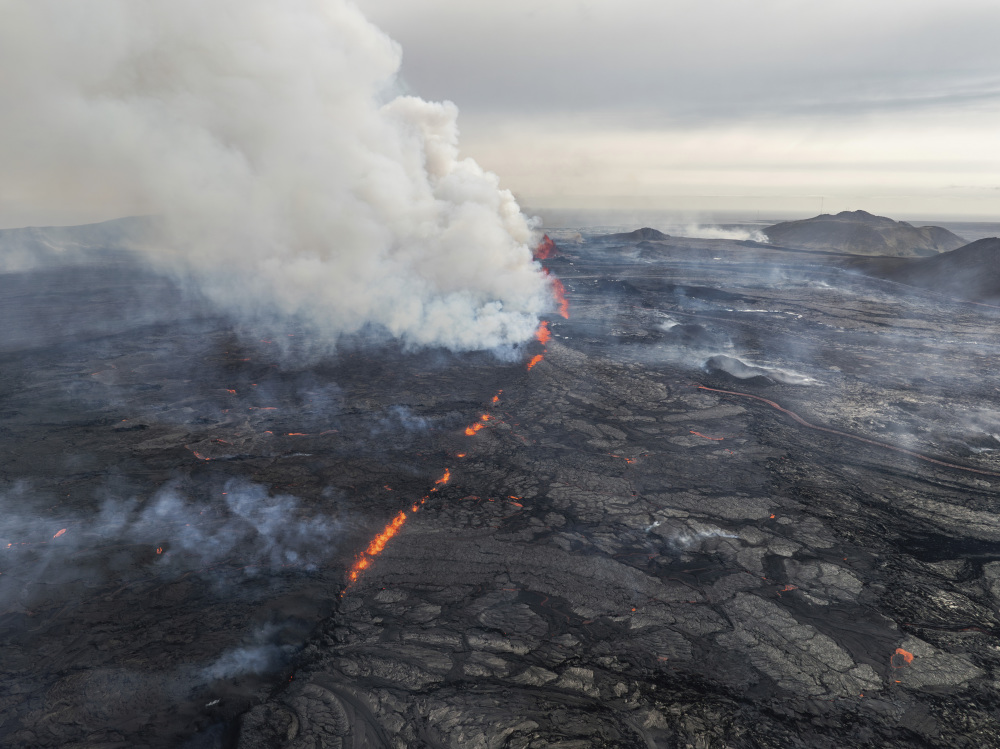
532;234;557;261
347;510;407;583
549;276;570;319
344;235;570;589
533;234;569;319
465;414;491;436
891;647;915;669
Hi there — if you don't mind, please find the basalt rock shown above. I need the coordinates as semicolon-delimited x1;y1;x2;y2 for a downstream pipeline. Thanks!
3;223;1000;748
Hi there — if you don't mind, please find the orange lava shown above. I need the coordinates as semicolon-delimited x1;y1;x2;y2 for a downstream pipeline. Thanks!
891;647;915;667
533;235;558;261
185;446;210;461
550;277;570;319
435;468;451;485
465;414;492;435
535;321;552;346
348;510;408;583
287;432;308;436
690;430;724;441
156;547;163;554
53;529;67;539
527;354;544;370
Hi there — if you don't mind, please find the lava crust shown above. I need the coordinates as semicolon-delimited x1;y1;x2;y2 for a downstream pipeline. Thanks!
4;231;1000;748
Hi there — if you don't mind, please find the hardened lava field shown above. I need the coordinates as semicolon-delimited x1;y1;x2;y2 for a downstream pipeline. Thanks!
4;233;1000;748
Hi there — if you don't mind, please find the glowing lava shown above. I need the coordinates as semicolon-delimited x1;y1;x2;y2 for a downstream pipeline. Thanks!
465;414;492;436
527;354;544;370
690;430;724;441
435;468;451;485
891;648;915;668
348;510;408;583
533;235;558;261
535;321;552;346
550;277;570;319
53;528;67;539
185;446;210;461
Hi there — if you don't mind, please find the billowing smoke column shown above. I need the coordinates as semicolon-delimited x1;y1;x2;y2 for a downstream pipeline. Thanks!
0;0;552;350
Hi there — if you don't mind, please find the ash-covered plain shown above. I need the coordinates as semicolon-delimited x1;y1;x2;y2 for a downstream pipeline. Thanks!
4;226;1000;748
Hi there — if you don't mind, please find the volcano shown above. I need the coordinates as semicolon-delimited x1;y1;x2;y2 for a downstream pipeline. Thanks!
3;222;1000;748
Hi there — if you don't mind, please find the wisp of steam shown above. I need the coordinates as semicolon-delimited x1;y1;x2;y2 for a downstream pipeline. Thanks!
0;0;551;350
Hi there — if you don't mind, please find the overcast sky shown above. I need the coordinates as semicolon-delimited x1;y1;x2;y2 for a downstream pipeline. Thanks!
357;0;1000;219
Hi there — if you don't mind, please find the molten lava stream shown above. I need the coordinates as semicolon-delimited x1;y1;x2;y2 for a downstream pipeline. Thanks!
550;277;570;319
535;320;552;346
533;234;557;261
345;468;447;586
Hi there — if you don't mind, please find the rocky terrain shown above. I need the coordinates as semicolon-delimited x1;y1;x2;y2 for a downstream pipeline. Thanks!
3;226;1000;747
764;210;965;256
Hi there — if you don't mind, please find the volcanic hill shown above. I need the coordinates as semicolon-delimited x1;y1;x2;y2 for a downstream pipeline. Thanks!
599;227;670;242
764;210;964;256
850;237;1000;302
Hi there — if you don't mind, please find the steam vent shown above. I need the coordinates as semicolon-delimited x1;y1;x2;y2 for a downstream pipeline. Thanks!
5;220;1000;748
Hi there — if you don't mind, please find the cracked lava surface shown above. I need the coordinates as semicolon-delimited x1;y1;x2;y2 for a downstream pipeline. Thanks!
3;234;1000;747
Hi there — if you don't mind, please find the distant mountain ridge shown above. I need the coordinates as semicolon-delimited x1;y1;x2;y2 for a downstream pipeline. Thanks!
0;216;153;272
764;210;965;257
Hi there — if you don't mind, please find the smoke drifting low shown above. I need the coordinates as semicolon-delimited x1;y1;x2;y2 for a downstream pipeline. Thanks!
0;0;551;351
0;479;342;613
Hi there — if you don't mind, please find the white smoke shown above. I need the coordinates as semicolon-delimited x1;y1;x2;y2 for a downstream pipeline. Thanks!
0;0;551;350
676;225;769;242
0;478;343;613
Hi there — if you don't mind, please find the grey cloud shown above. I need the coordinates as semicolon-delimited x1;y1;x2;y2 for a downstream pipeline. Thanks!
358;0;1000;124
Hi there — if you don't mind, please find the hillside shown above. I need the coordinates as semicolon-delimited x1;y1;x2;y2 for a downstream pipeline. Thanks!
874;237;1000;301
764;210;964;257
598;227;670;242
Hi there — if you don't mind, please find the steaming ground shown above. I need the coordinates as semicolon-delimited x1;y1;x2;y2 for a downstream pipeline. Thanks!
4;223;1000;746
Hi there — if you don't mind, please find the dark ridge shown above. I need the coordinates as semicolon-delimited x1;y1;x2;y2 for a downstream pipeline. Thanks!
598;227;670;242
763;210;965;257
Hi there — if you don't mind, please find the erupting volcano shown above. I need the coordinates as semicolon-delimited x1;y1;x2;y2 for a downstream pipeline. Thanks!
5;214;1000;748
3;0;1000;747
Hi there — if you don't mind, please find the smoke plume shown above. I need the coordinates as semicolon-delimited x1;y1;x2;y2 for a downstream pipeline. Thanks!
0;0;551;350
